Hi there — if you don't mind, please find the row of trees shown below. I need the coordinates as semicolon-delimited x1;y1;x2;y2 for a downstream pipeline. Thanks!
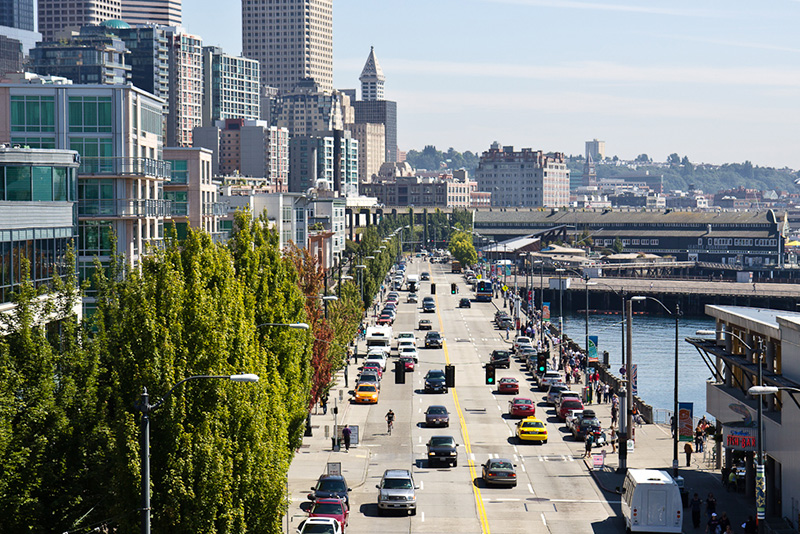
0;210;397;533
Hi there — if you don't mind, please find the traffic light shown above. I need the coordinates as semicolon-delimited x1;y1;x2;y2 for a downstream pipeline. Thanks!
395;360;405;384
431;283;436;294
445;364;455;387
536;352;548;374
485;363;495;385
451;283;457;294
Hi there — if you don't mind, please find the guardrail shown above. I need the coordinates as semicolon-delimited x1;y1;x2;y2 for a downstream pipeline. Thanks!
78;157;172;180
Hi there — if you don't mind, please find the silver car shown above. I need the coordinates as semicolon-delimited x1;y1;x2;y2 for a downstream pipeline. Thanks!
424;405;450;427
376;469;417;516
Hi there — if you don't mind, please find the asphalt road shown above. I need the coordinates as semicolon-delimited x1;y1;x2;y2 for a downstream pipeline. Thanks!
300;258;622;534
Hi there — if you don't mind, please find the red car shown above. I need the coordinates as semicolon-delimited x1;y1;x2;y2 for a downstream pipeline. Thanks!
400;356;416;371
361;361;382;378
377;313;393;325
308;497;348;531
508;397;536;418
558;399;584;421
498;377;520;394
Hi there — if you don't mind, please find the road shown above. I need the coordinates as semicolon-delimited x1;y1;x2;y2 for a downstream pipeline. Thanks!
290;258;622;534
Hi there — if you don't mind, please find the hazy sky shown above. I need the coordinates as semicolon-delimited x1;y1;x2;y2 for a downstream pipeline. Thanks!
184;0;800;169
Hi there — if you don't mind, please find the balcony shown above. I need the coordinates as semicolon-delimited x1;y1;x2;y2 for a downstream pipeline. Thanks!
203;201;229;217
78;199;173;219
78;157;172;180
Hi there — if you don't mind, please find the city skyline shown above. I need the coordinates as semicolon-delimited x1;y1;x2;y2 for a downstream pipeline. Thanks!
168;1;796;169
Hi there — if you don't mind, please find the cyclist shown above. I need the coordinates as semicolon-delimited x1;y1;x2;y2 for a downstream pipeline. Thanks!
385;409;395;434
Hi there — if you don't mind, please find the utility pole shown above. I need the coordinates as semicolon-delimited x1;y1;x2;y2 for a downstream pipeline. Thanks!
620;297;634;472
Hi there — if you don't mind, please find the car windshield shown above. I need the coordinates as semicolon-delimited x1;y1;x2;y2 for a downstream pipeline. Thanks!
317;479;346;492
401;348;415;354
427;406;447;414
500;378;517;383
493;351;510;359
312;502;343;515
514;399;533;405
522;421;545;429
581;418;601;427
358;385;377;392
429;437;454;446
490;460;513;470
302;524;337;534
382;478;413;489
427;332;440;338
563;401;582;409
427;371;445;379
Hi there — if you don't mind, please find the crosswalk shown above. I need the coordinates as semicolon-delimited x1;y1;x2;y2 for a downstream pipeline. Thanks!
468;453;576;463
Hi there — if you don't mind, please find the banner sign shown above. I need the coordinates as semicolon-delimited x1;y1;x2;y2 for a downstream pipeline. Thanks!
722;424;758;451
543;303;551;322
631;364;638;396
588;339;597;361
756;464;765;519
678;402;694;442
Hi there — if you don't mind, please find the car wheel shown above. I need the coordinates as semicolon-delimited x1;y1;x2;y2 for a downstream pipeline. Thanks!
445;422;449;428
543;440;548;444
410;508;417;516
452;459;457;467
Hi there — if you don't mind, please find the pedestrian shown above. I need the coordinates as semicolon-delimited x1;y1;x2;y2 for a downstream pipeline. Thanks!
684;442;693;466
342;425;351;451
705;493;717;518
742;516;757;534
706;513;720;534
610;427;617;453
506;326;510;340
695;425;705;453
718;512;730;534
611;404;618;427
344;364;349;388
321;394;328;415
583;433;594;458
690;493;703;528
565;370;571;384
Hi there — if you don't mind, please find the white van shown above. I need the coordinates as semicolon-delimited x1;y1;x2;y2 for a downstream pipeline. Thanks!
621;469;682;534
406;274;419;292
366;326;392;352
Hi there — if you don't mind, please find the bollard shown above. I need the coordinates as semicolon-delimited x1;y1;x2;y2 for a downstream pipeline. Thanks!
324;425;329;438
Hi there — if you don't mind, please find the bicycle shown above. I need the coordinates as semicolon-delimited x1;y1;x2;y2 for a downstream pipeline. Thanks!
387;419;393;435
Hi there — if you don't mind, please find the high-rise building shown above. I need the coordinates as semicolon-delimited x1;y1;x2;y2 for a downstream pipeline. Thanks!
162;146;223;240
274;78;344;137
122;0;181;26
165;26;202;147
289;131;357;195
586;138;605;161
38;0;121;42
0;0;38;52
346;122;384;183
241;0;333;93
0;35;23;76
201;46;260;126
359;46;384;101
353;99;396;163
29;25;131;85
475;142;569;208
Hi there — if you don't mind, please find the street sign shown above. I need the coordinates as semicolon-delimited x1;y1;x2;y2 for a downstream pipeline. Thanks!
327;462;342;476
591;451;605;469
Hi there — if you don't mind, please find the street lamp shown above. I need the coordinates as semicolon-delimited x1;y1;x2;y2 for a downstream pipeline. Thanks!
555;267;566;369
632;295;681;477
139;373;259;534
256;322;310;330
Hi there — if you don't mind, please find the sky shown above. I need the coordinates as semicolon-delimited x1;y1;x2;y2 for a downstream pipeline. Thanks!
184;0;800;169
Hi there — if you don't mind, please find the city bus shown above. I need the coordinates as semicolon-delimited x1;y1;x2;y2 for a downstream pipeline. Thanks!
476;280;493;302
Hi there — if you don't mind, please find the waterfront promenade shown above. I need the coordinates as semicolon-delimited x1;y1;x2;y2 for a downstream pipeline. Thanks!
563;276;800;299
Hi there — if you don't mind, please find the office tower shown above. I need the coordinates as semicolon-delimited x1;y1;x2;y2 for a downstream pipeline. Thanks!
122;0;181;26
29;25;131;85
359;46;384;101
346;122;384;183
586;138;605;161
38;0;121;42
475;142;569;208
1;0;40;52
289;131;357;195
165;26;202;147
273;78;344;137
114;23;170;114
201;46;260;126
242;0;333;93
0;35;23;76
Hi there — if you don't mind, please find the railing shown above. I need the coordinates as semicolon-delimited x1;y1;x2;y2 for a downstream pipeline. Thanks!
203;201;229;217
79;157;172;180
78;199;173;218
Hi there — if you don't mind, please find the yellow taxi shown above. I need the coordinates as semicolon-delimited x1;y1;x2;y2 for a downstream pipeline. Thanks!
353;383;379;404
516;417;548;444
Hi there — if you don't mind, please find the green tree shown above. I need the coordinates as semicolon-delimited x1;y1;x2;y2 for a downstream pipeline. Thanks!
668;153;681;166
613;237;625;253
449;231;478;266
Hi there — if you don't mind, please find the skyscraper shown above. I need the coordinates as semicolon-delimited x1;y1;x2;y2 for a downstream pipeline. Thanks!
353;47;397;163
359;46;384;101
1;0;34;31
38;0;121;42
242;0;333;93
165;26;203;147
201;46;260;126
122;0;181;26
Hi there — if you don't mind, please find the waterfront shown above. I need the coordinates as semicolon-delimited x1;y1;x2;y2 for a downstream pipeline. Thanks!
560;312;716;417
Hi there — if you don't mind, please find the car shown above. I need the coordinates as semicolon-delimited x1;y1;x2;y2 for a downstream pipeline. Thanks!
406;292;418;303
418;319;432;330
458;297;471;308
309;474;351;510
572;414;603;442
496;317;514;330
387;291;399;299
307;497;348;532
518;346;536;365
376;469;417;516
545;383;569;405
361;361;383;378
365;352;388;371
497;377;519;394
555;390;581;408
513;336;532;353
539;370;562;391
397;340;416;354
516;417;548;444
396;332;416;345
398;346;419;362
377;313;393;326
481;458;517;487
426;435;458;467
420;272;431;281
424;331;442;348
381;307;396;320
424;405;450;427
424;369;447;393
296;517;342;534
508;397;536;418
422;296;436;313
399;356;416;371
356;371;380;390
558;398;585;421
352;383;379;404
489;350;511;369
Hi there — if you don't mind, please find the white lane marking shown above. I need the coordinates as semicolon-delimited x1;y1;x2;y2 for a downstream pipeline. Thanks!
513;445;519;454
528;484;535;494
469;453;475;461
550;499;622;504
538;456;545;462
418;408;422;413
513;454;518;462
520;463;526;472
567;455;574;462
490;498;521;501
541;513;547;527
419;480;424;490
418;436;422;443
421;511;425;522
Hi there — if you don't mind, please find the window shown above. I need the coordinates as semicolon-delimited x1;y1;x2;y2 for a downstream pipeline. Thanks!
71;138;113;173
31;167;53;201
10;95;55;132
68;96;112;133
168;160;188;184
6;166;31;201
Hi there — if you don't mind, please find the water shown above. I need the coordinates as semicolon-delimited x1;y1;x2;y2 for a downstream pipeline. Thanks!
560;313;716;417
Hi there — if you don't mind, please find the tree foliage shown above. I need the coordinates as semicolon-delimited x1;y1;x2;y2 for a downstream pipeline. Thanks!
405;145;480;175
449;231;478;266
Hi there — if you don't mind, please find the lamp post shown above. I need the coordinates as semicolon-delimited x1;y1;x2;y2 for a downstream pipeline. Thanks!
619;296;633;472
139;373;260;534
632;295;680;477
556;267;566;369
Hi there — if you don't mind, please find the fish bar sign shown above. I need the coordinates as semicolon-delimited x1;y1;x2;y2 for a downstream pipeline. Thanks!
722;425;757;451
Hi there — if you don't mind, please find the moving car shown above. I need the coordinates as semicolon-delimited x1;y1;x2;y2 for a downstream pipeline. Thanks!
420;272;431;281
398;346;419;362
497;377;519;394
360;361;383;379
422;296;436;313
352;383;379;404
539;370;562;391
508;397;536;418
377;313;393;326
399;356;416;371
364;351;388;371
396;332;416;345
458;297;471;308
545;383;569;406
356;372;380;390
513;336;532;353
406;292;418;303
376;469;417;516
309;474;351;509
424;369;447;393
424;331;442;348
489;350;511;369
424;405;450;427
426;435;458;467
296;517;342;534
418;319;432;330
481;458;517;487
307;498;348;532
516;417;548;444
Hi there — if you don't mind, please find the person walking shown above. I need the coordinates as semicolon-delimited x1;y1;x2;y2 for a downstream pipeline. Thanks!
684;442;693;467
706;513;720;534
705;493;717;519
321;394;328;415
611;403;619;428
690;493;703;528
342;425;351;451
742;516;757;534
695;425;705;453
583;433;594;458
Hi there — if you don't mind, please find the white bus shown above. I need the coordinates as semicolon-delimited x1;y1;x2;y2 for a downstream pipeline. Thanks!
621;469;683;534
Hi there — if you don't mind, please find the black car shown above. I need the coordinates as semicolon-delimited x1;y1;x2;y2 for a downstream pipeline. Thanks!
458;298;471;308
425;331;442;349
420;272;431;281
490;349;511;369
424;369;447;393
422;296;436;313
309;474;351;509
426;435;458;467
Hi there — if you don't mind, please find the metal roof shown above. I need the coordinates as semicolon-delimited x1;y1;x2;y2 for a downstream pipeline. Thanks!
474;208;783;227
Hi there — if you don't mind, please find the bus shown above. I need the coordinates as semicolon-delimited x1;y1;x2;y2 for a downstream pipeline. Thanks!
451;261;462;273
475;280;493;302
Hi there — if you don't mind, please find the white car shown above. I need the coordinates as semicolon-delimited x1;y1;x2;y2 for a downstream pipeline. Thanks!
397;341;416;355
398;346;419;362
513;336;532;353
539;370;562;391
396;332;416;346
365;351;388;371
296;517;342;534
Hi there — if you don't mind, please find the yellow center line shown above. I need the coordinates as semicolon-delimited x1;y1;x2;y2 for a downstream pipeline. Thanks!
435;294;491;534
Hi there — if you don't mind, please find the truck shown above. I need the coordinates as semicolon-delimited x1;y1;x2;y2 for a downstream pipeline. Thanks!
451;261;462;273
366;326;393;352
621;469;683;534
406;274;419;292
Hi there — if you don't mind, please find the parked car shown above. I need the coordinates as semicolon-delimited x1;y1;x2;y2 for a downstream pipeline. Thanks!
376;469;417;516
459;298;471;308
489;349;511;369
425;331;442;348
296;517;342;534
309;474;351;509
424;405;450;427
307;497;348;532
516;417;548;444
426;435;458;467
424;369;447;393
508;397;536;418
558;398;585;421
482;458;517;487
418;319;432;330
545;383;569;405
497;377;519;394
